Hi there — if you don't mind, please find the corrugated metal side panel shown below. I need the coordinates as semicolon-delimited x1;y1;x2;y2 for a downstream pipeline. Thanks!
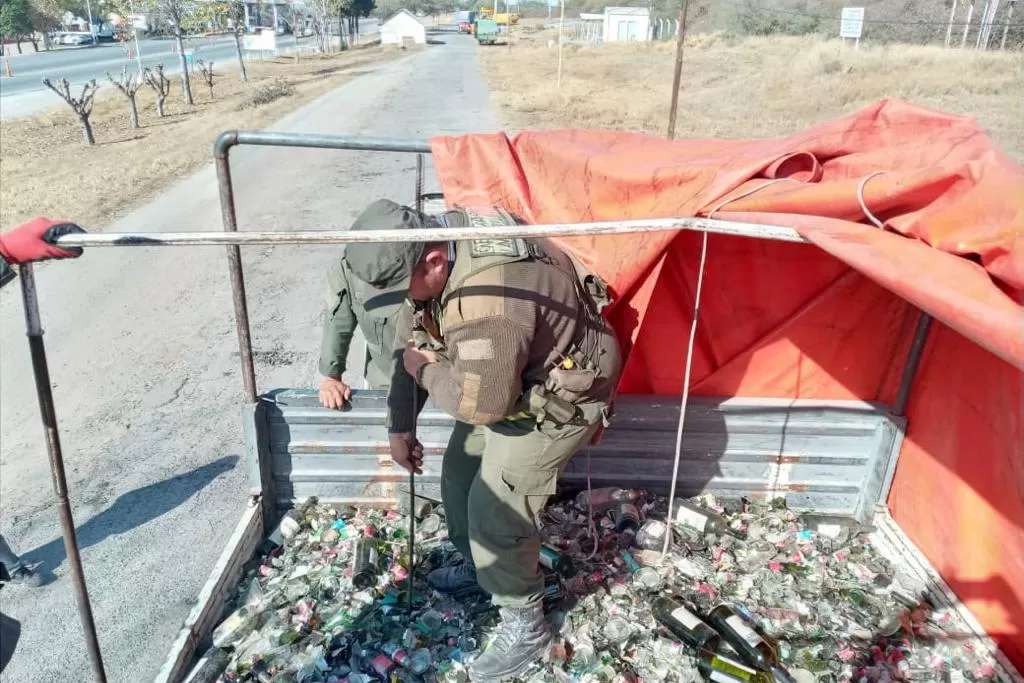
257;390;899;517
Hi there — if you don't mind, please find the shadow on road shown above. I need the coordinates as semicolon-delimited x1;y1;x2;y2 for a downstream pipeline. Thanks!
24;455;239;582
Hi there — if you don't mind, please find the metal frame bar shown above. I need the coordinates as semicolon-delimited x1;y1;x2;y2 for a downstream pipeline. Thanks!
893;311;934;417
18;265;108;683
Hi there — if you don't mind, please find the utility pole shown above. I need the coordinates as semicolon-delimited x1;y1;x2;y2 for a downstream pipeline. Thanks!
85;0;96;47
129;0;144;75
666;0;689;139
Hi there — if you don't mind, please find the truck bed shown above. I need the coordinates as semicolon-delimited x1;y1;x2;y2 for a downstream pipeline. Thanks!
153;390;1023;683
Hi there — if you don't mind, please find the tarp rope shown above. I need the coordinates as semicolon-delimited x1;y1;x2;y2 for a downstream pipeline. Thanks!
857;171;888;229
659;179;794;559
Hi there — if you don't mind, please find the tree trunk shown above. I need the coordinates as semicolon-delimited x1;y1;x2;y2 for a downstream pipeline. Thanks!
233;31;247;81
43;32;51;50
233;31;248;80
129;96;139;128
174;31;194;105
15;38;23;54
342;4;350;50
207;83;213;99
30;35;39;51
79;114;95;145
155;96;165;117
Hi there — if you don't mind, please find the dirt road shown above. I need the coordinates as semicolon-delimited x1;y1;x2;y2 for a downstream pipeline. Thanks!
0;34;497;682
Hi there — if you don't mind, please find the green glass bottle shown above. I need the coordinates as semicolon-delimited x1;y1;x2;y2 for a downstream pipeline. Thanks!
651;596;721;651
698;652;774;683
707;604;778;671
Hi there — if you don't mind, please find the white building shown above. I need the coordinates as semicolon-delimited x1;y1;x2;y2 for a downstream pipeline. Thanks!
380;9;427;46
602;6;650;42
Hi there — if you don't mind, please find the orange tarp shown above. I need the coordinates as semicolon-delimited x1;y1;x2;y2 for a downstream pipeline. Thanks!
429;98;1024;668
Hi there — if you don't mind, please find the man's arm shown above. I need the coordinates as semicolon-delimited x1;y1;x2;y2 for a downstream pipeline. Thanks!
416;316;532;425
318;260;357;379
387;303;427;433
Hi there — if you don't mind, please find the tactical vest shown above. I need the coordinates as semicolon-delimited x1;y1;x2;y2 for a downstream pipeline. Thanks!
423;206;620;425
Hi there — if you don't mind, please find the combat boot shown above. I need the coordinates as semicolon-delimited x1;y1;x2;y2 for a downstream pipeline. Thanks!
468;603;551;682
427;560;488;596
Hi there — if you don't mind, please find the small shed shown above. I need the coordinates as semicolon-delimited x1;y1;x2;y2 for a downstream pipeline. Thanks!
380;9;427;45
603;6;650;42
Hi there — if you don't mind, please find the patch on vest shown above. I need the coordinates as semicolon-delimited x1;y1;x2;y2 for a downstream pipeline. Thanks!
469;238;526;258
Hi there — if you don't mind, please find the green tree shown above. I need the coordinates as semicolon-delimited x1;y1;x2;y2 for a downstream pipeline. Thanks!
1;0;35;54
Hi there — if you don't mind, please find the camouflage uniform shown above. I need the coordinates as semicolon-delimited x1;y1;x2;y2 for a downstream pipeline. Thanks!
318;200;436;390
349;206;623;610
318;258;405;390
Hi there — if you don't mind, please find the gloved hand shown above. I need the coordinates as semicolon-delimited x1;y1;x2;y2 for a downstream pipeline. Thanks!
0;218;86;265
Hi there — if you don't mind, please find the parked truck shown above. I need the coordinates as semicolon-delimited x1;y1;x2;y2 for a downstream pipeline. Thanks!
13;126;1020;683
456;9;476;33
474;17;499;44
139;128;1024;683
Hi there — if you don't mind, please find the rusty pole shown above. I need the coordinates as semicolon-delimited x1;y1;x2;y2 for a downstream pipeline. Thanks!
666;0;690;139
19;264;108;683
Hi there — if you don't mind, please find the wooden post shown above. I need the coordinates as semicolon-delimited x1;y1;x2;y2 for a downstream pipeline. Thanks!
945;0;958;46
666;0;689;139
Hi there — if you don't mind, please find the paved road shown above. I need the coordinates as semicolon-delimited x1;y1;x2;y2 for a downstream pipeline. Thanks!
0;24;379;120
0;33;494;682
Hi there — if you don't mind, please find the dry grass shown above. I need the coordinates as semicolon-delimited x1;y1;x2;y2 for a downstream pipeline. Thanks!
0;45;417;232
482;33;1024;162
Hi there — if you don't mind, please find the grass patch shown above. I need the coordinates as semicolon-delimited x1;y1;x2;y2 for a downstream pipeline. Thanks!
0;45;417;232
480;33;1024;162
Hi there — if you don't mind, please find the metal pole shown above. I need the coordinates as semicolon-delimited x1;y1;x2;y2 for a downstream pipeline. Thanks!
666;0;689;139
129;0;144;75
85;0;96;47
893;312;934;417
54;216;810;247
214;133;258;405
19;265;108;683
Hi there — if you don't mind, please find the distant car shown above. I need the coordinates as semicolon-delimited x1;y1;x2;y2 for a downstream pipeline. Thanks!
61;33;95;45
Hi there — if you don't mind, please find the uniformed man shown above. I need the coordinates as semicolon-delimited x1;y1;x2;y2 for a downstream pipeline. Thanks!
317;200;436;407
344;205;623;682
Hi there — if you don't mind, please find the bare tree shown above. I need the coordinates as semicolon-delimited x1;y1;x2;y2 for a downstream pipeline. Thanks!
143;64;171;117
229;1;247;81
41;77;99;145
159;0;195;105
195;59;215;100
107;65;142;129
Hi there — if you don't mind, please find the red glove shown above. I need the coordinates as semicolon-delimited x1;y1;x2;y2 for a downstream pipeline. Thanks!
0;217;86;265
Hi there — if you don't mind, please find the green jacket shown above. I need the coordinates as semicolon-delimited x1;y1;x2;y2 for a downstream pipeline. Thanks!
318;256;405;390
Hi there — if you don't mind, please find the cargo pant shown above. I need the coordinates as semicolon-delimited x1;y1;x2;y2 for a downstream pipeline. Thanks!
440;407;603;608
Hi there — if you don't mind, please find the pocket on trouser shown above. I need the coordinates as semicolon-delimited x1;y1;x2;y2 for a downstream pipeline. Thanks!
468;467;557;606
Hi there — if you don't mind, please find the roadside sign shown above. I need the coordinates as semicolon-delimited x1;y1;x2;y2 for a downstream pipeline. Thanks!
839;7;865;39
243;30;277;51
